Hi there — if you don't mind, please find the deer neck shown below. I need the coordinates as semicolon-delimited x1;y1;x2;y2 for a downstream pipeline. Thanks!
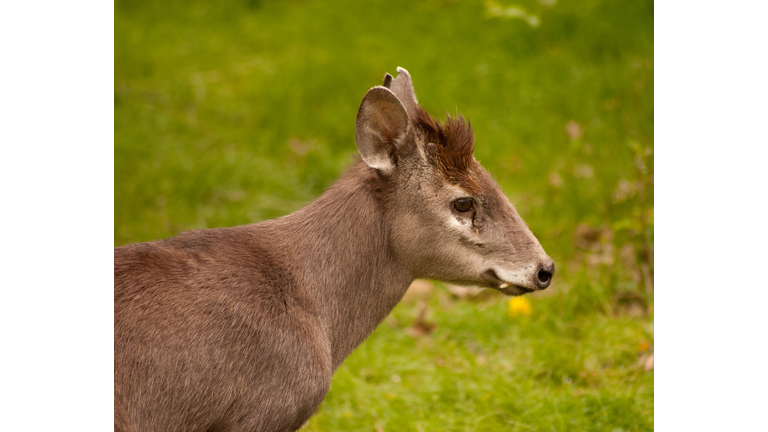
273;162;414;369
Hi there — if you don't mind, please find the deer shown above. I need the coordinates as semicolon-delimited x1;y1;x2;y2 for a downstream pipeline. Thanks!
114;67;555;432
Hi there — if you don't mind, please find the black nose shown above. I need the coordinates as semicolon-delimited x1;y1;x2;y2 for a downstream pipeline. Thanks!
536;260;555;289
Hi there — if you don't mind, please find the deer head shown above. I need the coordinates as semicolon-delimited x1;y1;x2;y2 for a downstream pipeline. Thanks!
355;67;554;295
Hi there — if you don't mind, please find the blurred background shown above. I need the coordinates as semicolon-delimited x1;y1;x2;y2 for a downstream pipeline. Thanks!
115;0;653;430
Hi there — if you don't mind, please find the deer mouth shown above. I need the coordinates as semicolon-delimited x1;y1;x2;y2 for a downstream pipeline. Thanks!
482;269;534;296
497;284;535;296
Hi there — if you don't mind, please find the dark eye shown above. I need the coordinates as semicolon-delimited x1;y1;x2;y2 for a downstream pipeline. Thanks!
453;198;474;212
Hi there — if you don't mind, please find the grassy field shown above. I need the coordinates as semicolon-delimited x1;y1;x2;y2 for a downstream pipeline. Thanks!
115;0;653;430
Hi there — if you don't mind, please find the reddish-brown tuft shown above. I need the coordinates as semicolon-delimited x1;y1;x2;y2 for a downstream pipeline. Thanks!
414;106;479;193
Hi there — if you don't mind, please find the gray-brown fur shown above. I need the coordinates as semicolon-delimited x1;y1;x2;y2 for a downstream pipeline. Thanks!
382;72;393;89
115;67;554;432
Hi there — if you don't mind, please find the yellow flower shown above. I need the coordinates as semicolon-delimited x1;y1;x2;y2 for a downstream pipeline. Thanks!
508;297;532;316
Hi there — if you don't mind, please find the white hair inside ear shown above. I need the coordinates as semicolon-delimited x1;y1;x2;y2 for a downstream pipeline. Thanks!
354;86;410;174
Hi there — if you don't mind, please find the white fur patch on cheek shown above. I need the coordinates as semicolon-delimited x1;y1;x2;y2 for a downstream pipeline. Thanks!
494;267;536;288
446;214;470;232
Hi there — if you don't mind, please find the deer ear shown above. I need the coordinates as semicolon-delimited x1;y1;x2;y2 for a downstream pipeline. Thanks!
355;86;410;174
389;67;419;117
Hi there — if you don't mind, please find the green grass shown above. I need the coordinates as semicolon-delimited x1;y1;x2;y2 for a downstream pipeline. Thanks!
305;284;653;431
115;0;653;430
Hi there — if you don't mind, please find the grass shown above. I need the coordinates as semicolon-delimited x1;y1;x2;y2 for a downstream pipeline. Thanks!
303;282;653;431
115;0;653;430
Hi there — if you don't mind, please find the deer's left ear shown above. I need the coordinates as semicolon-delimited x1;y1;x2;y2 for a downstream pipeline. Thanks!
355;86;410;174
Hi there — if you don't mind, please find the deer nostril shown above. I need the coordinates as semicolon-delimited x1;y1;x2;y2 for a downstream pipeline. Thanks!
537;269;551;284
536;260;555;289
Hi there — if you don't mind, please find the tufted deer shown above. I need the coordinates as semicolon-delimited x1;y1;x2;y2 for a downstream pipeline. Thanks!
114;67;554;432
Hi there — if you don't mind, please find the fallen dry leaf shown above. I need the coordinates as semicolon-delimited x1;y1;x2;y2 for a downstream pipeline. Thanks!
405;298;437;337
548;172;563;189
384;315;399;328
401;279;434;303
445;284;488;300
612;291;647;317
619;243;637;268
287;137;318;156
566;120;583;140
572;223;615;270
638;340;649;353
573;164;594;179
612;179;636;202
573;223;601;249
644;353;654;371
436;289;455;311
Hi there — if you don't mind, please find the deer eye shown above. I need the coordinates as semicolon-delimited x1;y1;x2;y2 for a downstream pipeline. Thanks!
453;198;474;212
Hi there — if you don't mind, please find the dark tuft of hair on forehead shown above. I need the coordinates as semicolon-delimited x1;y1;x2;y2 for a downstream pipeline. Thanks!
413;106;479;192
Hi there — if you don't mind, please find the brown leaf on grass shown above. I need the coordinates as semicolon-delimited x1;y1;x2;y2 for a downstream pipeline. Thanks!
446;284;481;298
445;284;496;302
573;223;615;269
548;172;563;189
573;164;594;178
405;299;437;337
573;223;601;249
644;353;654;371
638;351;654;371
384;315;399;328
566;120;583;140
577;370;602;388
436;289;454;311
611;291;647;317
401;279;434;304
287;137;318;156
585;249;614;268
612;179;636;202
619;244;637;268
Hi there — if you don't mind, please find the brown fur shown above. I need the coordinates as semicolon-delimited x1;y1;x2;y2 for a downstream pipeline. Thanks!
115;68;553;432
115;164;407;432
414;106;480;193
